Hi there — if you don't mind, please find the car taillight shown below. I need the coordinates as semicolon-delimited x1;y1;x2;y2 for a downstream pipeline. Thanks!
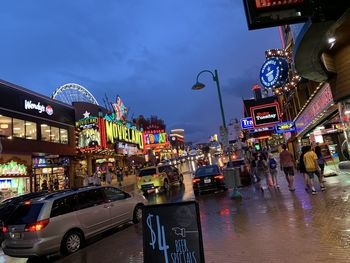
192;178;200;183
25;219;50;232
2;226;8;233
153;173;161;178
214;175;224;180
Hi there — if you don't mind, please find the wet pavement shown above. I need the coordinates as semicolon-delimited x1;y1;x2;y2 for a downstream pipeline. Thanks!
2;164;350;262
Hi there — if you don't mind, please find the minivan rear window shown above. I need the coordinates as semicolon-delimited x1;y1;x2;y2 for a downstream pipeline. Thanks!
139;168;157;177
6;203;44;225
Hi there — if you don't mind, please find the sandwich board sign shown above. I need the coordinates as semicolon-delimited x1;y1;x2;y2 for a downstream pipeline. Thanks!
143;201;205;263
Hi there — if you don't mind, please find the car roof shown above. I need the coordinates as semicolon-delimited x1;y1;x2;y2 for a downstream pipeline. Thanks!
29;186;118;203
197;165;219;169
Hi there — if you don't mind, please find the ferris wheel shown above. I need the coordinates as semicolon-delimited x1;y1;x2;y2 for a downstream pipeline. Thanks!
51;83;99;105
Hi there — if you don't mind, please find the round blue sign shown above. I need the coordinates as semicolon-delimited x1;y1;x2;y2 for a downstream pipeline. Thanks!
260;57;289;88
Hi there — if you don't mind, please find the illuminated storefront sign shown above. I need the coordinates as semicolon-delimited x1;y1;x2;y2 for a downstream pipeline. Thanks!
249;126;274;133
250;102;280;128
24;100;53;116
241;117;254;129
0;161;27;176
76;117;101;151
295;83;334;136
275;121;296;133
260;57;289;88
105;120;144;149
144;129;168;146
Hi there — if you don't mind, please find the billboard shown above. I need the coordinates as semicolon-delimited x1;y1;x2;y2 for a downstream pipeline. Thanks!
243;0;311;30
250;102;280;128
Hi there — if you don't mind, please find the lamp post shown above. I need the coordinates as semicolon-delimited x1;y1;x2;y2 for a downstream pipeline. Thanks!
192;69;227;129
192;69;242;199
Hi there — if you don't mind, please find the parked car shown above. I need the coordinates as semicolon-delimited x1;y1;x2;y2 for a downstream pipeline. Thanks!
137;165;184;194
192;165;227;195
0;191;49;243
2;186;147;258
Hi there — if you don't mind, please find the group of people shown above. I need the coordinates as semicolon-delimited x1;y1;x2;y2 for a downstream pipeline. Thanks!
83;167;126;187
41;176;69;191
249;144;326;195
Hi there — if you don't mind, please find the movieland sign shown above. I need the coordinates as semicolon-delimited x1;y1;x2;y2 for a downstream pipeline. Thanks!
105;120;144;149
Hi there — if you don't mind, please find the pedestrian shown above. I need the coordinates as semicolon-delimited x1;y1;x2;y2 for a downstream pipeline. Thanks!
256;155;269;191
83;174;89;187
116;167;123;187
63;176;69;189
106;169;112;185
303;145;321;194
49;178;54;192
41;179;48;191
279;144;296;191
93;172;101;186
250;156;257;183
54;179;59;190
268;154;279;188
299;146;309;191
314;144;326;191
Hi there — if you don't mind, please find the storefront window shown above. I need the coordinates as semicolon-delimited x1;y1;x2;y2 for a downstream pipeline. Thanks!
51;126;60;143
41;124;50;142
25;121;37;140
0;115;12;137
60;128;68;144
13;118;25;138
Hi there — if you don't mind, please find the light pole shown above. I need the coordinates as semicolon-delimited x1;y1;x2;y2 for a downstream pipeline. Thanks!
192;69;242;199
192;69;227;129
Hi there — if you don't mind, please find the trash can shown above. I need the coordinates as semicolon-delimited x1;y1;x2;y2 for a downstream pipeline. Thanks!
223;167;241;188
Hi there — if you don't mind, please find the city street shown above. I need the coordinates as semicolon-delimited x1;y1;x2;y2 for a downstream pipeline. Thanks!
2;162;350;263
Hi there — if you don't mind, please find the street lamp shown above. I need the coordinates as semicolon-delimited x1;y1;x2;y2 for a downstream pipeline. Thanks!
192;69;227;129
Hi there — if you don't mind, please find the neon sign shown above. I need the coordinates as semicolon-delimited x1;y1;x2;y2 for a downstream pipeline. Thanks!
275;121;296;133
250;102;280;128
0;161;27;176
105;119;144;149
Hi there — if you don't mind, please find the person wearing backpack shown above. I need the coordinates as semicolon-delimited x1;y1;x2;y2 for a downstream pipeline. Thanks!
268;154;279;188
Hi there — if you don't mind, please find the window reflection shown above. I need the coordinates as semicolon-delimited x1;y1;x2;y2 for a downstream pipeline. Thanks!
25;121;37;140
13;118;25;138
0;115;12;137
51;126;60;143
60;129;68;144
41;124;50;142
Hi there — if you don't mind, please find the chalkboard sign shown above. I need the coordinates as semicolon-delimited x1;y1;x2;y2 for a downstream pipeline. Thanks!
142;201;205;263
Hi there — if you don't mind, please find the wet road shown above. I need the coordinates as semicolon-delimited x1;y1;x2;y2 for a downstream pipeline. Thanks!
2;161;350;262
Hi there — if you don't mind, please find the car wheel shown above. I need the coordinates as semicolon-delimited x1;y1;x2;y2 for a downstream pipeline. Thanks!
133;204;143;224
61;230;83;255
163;180;169;191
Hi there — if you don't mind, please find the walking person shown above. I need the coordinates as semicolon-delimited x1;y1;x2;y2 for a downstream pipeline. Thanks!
116;167;123;187
256;155;269;191
106;169;112;185
279;144;296;191
250;156;258;183
303;145;321;195
299;146;309;191
268;154;279;188
314;144;326;191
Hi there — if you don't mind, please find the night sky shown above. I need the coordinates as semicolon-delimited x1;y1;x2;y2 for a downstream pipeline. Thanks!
0;0;280;143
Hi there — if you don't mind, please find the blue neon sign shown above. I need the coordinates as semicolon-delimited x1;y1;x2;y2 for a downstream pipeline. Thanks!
275;121;296;133
241;117;253;129
260;57;289;88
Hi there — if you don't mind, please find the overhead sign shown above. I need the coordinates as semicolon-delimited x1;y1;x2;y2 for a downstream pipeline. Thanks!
143;201;205;263
243;0;311;30
260;57;289;88
275;121;296;133
249;126;274;133
240;117;254;129
251;102;280;128
295;83;334;136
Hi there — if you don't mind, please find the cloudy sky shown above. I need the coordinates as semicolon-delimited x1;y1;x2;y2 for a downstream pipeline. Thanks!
0;0;280;143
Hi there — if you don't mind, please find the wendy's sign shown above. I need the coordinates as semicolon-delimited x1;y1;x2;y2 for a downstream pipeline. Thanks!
250;102;280;128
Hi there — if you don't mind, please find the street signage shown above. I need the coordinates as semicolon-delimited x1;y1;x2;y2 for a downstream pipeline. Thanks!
143;201;205;263
275;121;296;133
243;0;311;30
260;57;289;88
250;102;281;128
240;117;254;129
249;126;274;133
